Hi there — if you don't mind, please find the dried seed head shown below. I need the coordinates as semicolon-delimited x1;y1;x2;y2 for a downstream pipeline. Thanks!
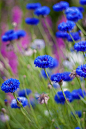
38;93;49;104
69;70;79;79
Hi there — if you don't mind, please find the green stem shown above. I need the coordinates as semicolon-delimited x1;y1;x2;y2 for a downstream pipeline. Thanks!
76;23;86;36
5;116;11;129
60;85;81;129
13;93;31;122
22;78;41;129
44;68;52;86
69;32;76;45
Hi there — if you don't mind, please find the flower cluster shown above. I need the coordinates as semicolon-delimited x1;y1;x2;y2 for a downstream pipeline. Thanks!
55;88;86;104
11;97;28;108
74;41;86;52
18;89;32;97
76;64;86;78
34;55;54;68
2;30;17;42
25;18;39;25
34;6;50;16
67;32;81;42
51;72;73;82
53;1;69;12
16;30;26;39
26;3;41;10
54;90;73;104
80;0;86;5
65;7;83;22
1;78;20;93
56;31;68;39
58;21;75;32
2;30;26;42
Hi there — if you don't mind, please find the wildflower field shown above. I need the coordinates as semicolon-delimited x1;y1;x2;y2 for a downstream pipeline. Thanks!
1;0;86;129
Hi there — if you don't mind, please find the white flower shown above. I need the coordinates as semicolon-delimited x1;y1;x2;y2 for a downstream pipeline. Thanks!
31;39;45;50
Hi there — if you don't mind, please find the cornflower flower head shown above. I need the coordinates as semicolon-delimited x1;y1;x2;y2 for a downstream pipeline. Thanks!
1;78;20;93
34;55;54;68
56;31;68;39
2;30;17;42
61;72;73;81
80;0;86;5
16;30;26;39
74;41;86;52
53;1;69;12
67;32;81;42
58;21;75;32
75;127;80;129
11;97;28;108
71;88;86;100
71;111;82;118
49;58;58;69
26;3;41;10
76;64;86;78
34;6;50;16
18;89;32;97
25;18;39;25
51;73;62;82
78;7;84;12
54;90;73;104
65;7;83;22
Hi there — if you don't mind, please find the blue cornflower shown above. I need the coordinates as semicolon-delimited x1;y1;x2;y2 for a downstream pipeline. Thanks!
25;18;39;25
34;6;50;16
53;1;69;12
49;58;58;69
18;89;32;97
75;111;82;118
71;111;82;118
34;55;54;68
80;0;86;5
54;90;73;104
56;31;68;39
11;97;28;108
67;32;81;42
65;7;83;22
74;41;86;52
51;73;62;82
26;3;41;10
1;78;20;93
76;64;86;78
41;69;51;79
78;7;84;12
75;127;80;129
58;21;75;32
61;72;73;81
2;30;17;42
16;30;26;39
71;88;85;100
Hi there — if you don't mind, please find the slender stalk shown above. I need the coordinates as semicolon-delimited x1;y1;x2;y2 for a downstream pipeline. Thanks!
60;85;81;129
69;32;76;45
5;116;11;129
76;23;86;36
13;93;31;122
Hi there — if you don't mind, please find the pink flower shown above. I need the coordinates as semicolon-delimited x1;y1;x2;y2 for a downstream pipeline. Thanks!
12;6;22;25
